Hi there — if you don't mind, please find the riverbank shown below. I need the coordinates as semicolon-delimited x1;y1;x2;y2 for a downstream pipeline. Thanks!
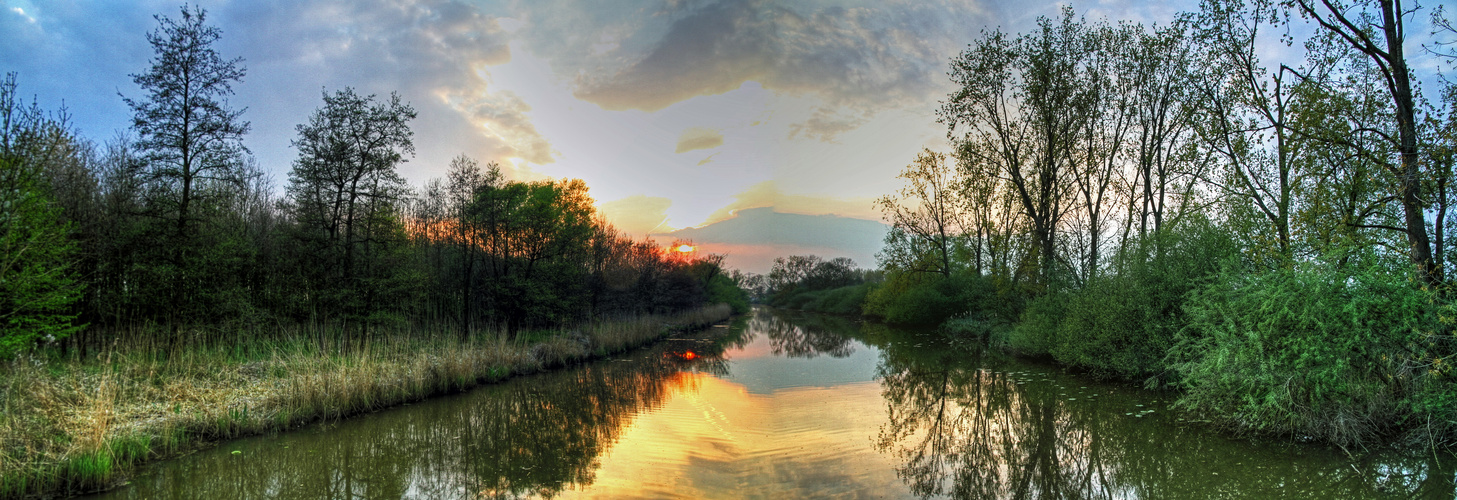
0;304;733;498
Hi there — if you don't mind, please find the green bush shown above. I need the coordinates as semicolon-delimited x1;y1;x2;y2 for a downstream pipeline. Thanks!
1169;262;1438;446
863;273;985;325
863;272;1010;327
1004;291;1063;356
0;156;82;358
707;274;750;314
805;283;873;315
1050;221;1237;378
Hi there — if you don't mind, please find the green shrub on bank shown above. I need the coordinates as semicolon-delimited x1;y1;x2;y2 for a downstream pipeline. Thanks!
1004;291;1063;356
1168;262;1447;446
708;274;751;314
800;283;874;315
864;273;1000;326
767;282;872;316
1048;222;1237;378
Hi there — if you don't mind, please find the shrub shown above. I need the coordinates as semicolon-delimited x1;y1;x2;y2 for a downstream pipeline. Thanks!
706;274;750;314
1169;262;1437;446
800;283;872;315
1050;221;1237;378
1004;291;1063;357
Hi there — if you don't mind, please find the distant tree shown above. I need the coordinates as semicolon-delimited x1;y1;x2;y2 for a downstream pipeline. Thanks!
803;257;861;290
768;255;821;294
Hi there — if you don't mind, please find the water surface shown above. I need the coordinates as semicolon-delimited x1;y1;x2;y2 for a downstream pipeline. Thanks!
89;307;1456;499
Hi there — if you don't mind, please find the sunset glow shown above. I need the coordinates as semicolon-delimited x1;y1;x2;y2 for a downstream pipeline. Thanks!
675;245;697;254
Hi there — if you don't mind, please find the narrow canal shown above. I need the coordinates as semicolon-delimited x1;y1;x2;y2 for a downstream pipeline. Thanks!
89;307;1456;499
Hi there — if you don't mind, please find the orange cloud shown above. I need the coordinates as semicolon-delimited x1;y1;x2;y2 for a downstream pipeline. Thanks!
598;194;674;236
705;180;880;224
675;127;725;153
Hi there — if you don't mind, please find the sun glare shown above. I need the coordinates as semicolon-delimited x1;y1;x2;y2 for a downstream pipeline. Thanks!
675;244;696;253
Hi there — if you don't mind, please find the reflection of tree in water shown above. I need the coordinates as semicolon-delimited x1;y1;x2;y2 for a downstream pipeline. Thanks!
749;307;857;358
870;325;1457;499
108;339;731;500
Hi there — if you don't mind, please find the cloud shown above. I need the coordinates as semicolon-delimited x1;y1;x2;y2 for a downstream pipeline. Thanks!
705;180;881;224
215;0;560;177
443;87;555;164
787;106;871;143
516;0;986;141
598;194;674;236
675;127;725;153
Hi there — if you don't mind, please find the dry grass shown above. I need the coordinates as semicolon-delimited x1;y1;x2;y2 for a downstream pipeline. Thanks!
0;304;732;498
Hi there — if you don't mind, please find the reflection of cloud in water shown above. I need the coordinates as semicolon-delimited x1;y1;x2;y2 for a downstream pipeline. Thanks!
718;308;879;394
575;376;911;499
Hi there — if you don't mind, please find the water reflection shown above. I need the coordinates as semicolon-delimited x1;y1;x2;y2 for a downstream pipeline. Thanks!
745;308;858;358
95;326;737;500
90;309;1457;499
865;323;1457;499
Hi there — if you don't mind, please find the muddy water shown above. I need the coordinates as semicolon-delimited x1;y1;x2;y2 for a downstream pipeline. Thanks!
89;307;1455;499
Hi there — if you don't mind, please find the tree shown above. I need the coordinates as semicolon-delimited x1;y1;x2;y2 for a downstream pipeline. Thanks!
287;87;416;319
1290;0;1438;284
876;149;968;278
1123;22;1204;249
469;178;597;329
122;4;249;242
0;74;82;356
942;9;1096;286
120;5;252;322
1190;0;1310;264
446;155;501;338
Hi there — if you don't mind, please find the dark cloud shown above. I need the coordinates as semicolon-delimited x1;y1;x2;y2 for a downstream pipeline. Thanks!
517;0;986;141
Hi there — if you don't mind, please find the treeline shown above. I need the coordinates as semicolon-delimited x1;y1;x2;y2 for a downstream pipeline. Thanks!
0;6;745;358
741;255;881;315
862;1;1456;447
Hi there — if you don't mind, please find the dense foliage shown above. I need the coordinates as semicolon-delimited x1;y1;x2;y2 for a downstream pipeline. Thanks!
0;75;82;357
753;255;878;316
856;0;1457;446
1169;261;1447;446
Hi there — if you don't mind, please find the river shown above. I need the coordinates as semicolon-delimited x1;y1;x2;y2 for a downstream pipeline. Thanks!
88;307;1455;499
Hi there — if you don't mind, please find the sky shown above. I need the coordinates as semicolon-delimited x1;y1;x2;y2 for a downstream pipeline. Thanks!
0;0;1194;229
4;0;1449;270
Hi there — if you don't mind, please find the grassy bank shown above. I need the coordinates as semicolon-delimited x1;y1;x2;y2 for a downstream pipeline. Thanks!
0;304;733;498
